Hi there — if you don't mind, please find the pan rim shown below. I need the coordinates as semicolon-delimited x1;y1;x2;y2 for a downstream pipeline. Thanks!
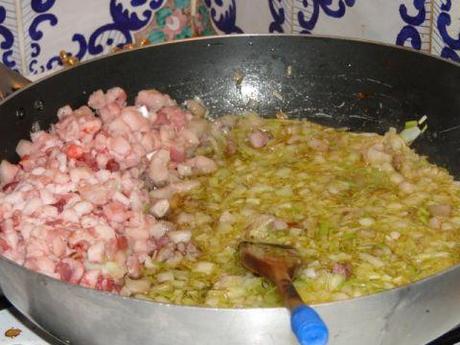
1;250;459;312
1;33;459;105
0;33;459;313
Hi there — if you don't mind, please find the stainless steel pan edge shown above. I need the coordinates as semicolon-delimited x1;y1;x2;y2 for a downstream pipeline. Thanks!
0;254;458;345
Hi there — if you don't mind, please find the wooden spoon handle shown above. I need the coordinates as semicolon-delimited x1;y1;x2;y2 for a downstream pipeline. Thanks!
275;276;305;311
275;276;329;344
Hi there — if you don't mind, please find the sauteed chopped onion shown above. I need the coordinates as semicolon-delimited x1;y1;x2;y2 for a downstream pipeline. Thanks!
142;115;460;307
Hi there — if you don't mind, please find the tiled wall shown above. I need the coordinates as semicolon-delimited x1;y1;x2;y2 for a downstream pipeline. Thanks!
0;0;459;80
0;0;21;72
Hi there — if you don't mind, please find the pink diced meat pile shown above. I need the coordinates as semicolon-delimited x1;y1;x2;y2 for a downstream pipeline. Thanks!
0;87;216;294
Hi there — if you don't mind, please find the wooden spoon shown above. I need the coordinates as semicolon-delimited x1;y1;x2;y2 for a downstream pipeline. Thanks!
239;241;329;345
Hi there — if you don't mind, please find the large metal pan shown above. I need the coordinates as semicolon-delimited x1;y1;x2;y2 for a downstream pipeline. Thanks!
0;35;459;345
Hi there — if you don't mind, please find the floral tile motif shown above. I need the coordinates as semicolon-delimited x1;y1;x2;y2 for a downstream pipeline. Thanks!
267;0;291;33
20;0;215;77
22;0;167;75
0;0;458;79
432;0;460;62
0;0;21;72
395;0;432;52
205;0;274;34
143;0;215;44
274;0;432;52
290;0;358;34
207;0;435;53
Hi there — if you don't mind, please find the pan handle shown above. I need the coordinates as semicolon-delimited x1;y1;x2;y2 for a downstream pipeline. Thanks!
0;63;32;101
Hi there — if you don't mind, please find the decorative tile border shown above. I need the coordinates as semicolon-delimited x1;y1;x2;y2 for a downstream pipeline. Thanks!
0;0;459;79
292;0;357;34
432;0;460;62
395;0;432;51
267;0;289;33
0;0;21;72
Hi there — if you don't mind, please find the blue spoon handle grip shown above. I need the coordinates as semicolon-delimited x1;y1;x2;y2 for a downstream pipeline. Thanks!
291;305;329;345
